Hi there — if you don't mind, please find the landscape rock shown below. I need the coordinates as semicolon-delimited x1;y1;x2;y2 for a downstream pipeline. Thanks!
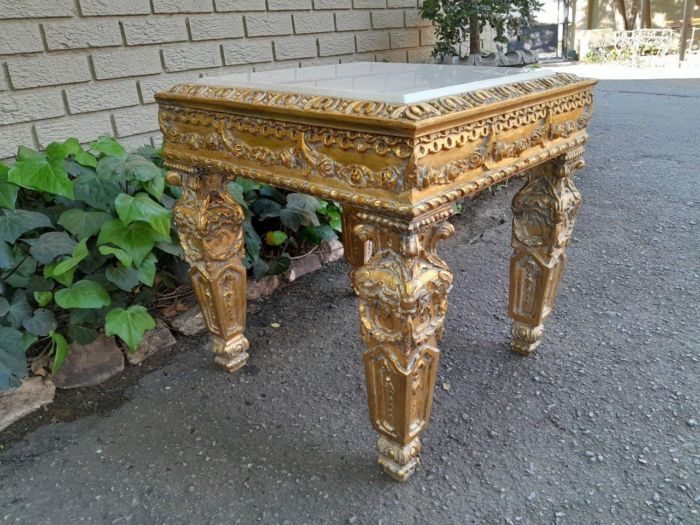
247;275;281;301
286;254;322;282
318;238;344;264
126;320;177;365
53;335;124;389
0;378;55;431
169;305;207;335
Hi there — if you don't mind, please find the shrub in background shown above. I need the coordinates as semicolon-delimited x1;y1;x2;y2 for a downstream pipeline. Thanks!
0;136;340;390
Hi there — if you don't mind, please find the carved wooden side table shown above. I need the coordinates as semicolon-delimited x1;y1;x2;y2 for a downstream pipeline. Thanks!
156;63;596;481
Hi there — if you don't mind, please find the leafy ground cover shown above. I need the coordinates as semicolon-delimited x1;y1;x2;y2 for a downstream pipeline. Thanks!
0;137;341;390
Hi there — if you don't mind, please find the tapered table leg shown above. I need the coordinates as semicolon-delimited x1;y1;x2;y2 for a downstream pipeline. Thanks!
167;170;250;371
351;207;454;481
508;148;585;354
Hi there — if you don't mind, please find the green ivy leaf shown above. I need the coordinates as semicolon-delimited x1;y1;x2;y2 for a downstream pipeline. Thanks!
58;208;112;240
54;279;111;309
0;209;52;243
97;154;160;183
315;224;337;241
97;219;162;267
0;327;27;389
6;290;31;329
329;215;342;232
114;193;171;238
104;305;155;351
98;245;133;267
16;146;43;161
264;230;288;246
0;240;15;269
21;333;38;353
144;172;165;201
123;155;161;182
259;185;287;204
4;256;37;288
24;231;77;264
46;142;69;161
33;290;53;307
235;177;261;193
26;275;53;294
323;205;342;232
69;308;100;327
8;152;75;199
51;333;69;375
45;239;89;286
0;165;19;210
253;198;282;219
279;208;305;232
226;182;250;217
137;253;157;286
73;169;123;211
299;225;322;245
67;324;98;345
105;265;140;292
155;241;183;257
243;221;261;260
22;308;57;336
89;136;127;158
252;257;269;280
63;138;97;168
287;193;321;212
267;255;291;276
0;297;9;317
281;195;320;229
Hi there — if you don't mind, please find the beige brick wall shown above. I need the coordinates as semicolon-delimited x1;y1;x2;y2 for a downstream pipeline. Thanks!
0;0;435;159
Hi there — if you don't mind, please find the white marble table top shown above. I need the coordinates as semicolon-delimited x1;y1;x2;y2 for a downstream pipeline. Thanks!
196;62;556;104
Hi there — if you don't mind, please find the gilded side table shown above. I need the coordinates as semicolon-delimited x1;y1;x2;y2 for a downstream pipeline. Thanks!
156;63;597;481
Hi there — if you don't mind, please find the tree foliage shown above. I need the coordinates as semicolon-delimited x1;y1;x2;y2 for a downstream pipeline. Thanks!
421;0;543;58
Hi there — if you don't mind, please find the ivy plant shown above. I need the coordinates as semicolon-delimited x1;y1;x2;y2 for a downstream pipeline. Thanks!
0;137;179;388
0;136;343;390
227;177;342;280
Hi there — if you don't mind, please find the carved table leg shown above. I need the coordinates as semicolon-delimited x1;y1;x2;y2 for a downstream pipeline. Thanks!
166;170;250;371
352;207;454;481
340;206;372;291
509;148;585;355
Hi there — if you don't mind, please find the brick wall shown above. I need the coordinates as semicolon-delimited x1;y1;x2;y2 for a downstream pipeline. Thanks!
0;0;436;159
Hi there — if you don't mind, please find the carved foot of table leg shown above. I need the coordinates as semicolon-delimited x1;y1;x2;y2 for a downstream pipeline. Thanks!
510;321;544;355
213;334;250;371
169;170;250;372
377;437;422;482
508;149;584;355
353;207;454;482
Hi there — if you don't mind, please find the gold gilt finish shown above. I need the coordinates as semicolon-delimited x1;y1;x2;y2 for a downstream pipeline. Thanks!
165;170;250;371
509;147;584;354
156;70;596;481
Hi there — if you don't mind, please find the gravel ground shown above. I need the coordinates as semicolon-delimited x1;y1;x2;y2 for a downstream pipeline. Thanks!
0;78;698;524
